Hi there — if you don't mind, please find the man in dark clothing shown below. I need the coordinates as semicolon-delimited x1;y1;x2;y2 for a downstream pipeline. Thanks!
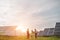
27;28;30;39
35;29;37;38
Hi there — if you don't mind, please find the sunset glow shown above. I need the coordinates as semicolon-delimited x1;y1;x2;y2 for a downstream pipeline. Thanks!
16;25;27;33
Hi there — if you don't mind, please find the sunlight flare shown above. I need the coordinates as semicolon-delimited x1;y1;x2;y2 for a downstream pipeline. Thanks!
16;25;27;33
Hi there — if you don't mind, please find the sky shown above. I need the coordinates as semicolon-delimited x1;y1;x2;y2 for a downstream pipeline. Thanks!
0;0;60;30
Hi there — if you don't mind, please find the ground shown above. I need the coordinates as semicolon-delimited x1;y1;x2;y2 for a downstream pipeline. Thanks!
0;35;60;40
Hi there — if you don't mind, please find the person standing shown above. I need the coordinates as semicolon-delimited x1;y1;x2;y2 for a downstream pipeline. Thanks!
27;28;30;39
31;30;34;38
35;29;37;38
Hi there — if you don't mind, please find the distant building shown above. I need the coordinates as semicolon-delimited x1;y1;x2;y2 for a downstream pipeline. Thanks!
43;28;50;36
54;22;60;36
43;28;54;36
37;31;43;36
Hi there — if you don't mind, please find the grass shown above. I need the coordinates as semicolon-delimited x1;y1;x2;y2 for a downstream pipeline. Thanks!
0;35;60;40
37;36;60;40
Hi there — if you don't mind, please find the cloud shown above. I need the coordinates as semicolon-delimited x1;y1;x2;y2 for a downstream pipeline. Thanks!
0;0;60;30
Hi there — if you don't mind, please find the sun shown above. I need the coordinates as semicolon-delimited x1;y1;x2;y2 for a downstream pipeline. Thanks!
16;25;27;33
